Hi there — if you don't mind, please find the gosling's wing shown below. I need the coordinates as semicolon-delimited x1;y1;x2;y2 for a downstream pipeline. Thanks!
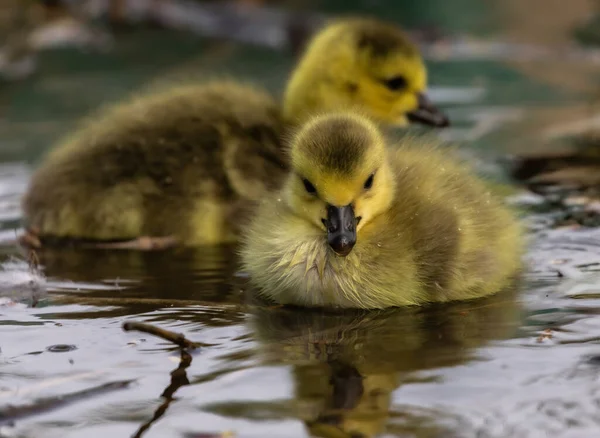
21;81;287;241
222;119;289;201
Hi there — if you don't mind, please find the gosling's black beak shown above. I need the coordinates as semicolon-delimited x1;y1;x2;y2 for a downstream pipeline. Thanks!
325;204;356;257
407;93;450;128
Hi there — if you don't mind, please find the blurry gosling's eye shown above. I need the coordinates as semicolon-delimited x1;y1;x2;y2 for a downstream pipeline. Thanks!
364;173;375;190
302;178;317;195
383;76;407;91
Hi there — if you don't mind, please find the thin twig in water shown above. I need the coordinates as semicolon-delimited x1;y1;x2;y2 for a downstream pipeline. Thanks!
123;321;202;438
122;321;202;350
131;349;192;438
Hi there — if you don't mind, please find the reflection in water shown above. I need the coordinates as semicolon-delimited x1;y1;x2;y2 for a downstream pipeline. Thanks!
30;245;248;312
208;291;521;438
130;339;193;438
0;379;135;426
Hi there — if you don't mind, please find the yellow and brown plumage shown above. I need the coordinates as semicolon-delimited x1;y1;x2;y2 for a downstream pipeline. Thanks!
21;17;449;249
22;82;286;248
240;112;523;309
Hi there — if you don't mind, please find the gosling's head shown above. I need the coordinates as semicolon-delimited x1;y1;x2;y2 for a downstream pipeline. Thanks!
283;18;449;128
284;113;395;257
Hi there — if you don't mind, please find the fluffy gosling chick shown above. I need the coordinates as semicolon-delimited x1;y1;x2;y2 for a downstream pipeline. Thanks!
240;113;522;309
284;17;449;127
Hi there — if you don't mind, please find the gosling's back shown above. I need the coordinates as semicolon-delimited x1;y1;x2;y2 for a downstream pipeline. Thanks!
22;81;288;245
371;142;522;304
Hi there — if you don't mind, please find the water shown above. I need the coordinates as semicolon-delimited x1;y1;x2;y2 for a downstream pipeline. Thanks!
3;1;600;437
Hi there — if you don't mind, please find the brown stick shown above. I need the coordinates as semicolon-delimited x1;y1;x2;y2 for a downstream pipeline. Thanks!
131;349;192;438
122;321;201;350
123;321;201;437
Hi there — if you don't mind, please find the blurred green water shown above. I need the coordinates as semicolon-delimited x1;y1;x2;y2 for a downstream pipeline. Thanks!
0;0;583;164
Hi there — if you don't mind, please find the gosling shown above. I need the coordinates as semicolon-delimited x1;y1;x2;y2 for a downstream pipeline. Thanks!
240;112;523;309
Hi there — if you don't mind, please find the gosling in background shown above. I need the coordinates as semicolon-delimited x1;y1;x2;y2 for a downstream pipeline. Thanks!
240;112;522;309
20;17;448;250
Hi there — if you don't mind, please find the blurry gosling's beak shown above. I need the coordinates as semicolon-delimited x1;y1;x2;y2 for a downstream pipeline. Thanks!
407;93;450;128
325;204;356;257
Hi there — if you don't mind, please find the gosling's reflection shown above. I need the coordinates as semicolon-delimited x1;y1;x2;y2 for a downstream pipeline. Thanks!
24;245;239;296
22;245;247;320
250;289;522;438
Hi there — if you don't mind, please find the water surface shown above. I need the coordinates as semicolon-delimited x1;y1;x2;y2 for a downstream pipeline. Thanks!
2;1;600;437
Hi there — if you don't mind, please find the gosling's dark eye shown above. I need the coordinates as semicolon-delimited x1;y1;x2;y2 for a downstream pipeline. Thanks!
383;76;407;91
364;173;375;190
302;178;317;194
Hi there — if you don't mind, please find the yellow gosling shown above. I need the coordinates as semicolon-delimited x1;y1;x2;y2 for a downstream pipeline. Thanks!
240;112;522;309
284;17;448;127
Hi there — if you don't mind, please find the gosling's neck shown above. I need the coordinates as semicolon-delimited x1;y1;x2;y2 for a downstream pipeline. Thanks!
282;70;353;126
282;26;357;125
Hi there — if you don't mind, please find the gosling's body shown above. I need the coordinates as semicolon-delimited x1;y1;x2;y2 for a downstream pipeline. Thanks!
23;82;287;246
21;17;448;248
241;113;522;309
